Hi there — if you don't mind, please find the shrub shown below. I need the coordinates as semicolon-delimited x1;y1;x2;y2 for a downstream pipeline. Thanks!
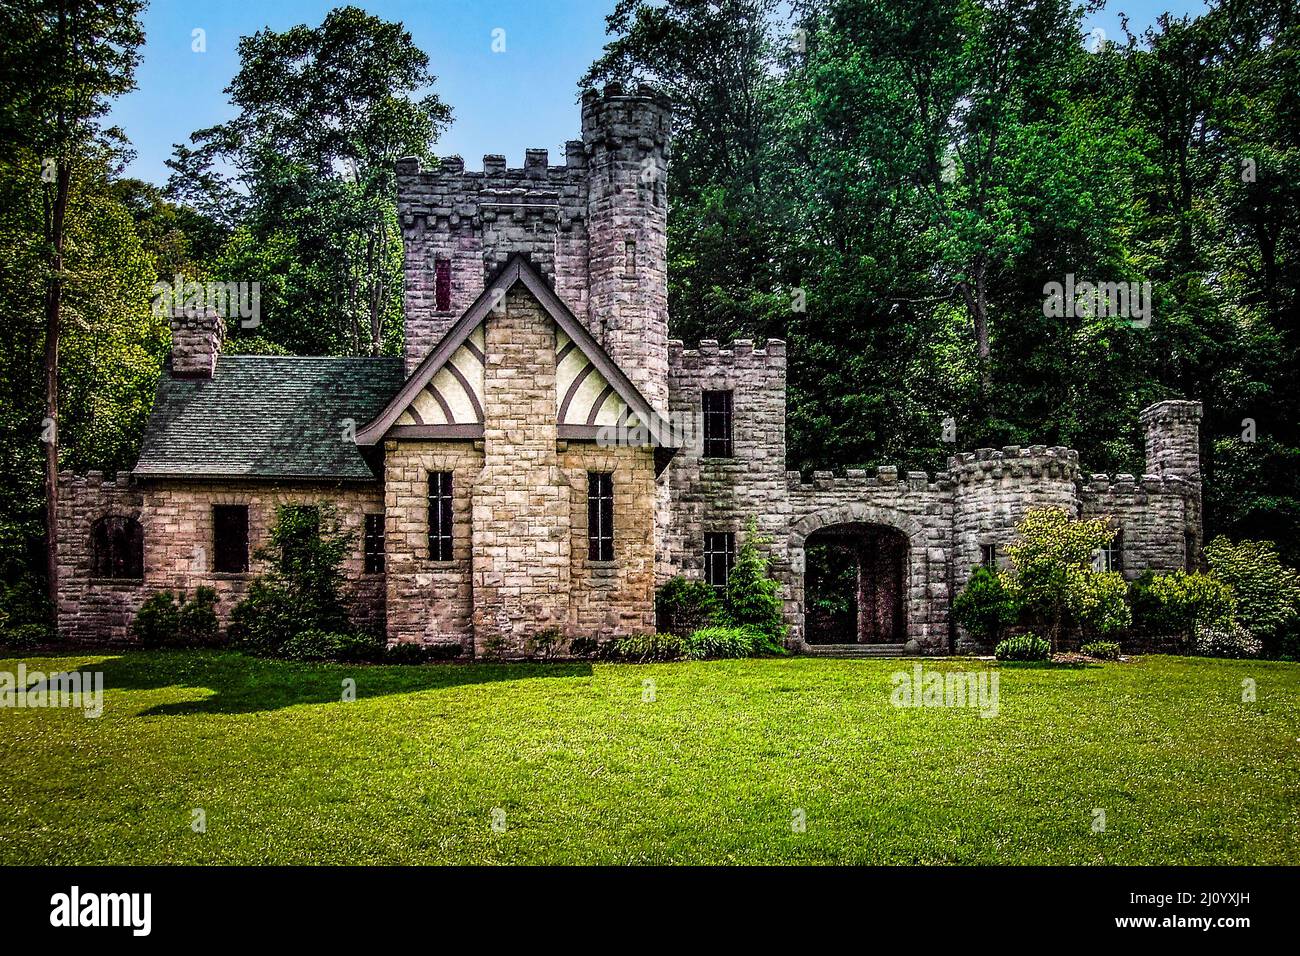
613;632;684;662
655;576;722;636
525;628;564;659
953;566;1018;646
1;622;51;649
723;519;786;646
567;636;600;659
1204;537;1300;654
1003;509;1127;649
993;633;1051;662
230;502;355;657
1142;570;1236;642
280;629;383;663
1192;622;1263;659
177;586;221;646
132;591;181;648
1075;570;1132;638
682;625;759;660
1080;640;1121;661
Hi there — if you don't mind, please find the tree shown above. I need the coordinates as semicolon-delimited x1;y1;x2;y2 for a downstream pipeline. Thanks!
1002;508;1130;649
168;5;452;356
0;0;145;604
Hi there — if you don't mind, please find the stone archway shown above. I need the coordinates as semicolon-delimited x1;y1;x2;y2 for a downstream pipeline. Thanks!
804;523;908;644
787;503;935;651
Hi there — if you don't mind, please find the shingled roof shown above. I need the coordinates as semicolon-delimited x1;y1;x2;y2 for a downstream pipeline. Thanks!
133;355;405;482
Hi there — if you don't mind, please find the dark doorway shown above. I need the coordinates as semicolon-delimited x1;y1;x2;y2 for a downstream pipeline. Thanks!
805;523;907;644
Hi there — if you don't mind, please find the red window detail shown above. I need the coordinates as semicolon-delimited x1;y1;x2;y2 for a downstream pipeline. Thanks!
435;258;452;311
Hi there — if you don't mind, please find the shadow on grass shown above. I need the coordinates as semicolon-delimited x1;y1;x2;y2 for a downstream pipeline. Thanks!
48;649;593;717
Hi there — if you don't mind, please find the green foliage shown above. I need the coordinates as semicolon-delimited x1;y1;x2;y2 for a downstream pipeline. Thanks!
994;633;1051;662
280;629;383;663
613;632;685;663
167;5;452;357
133;588;223;648
723;519;786;645
132;591;179;648
952;566;1018;646
1204;537;1300;652
1134;570;1237;641
229;503;355;657
1192;623;1263;659
682;625;760;660
1080;641;1121;661
567;636;601;659
177;586;221;647
655;575;722;636
1;622;51;649
1003;509;1129;648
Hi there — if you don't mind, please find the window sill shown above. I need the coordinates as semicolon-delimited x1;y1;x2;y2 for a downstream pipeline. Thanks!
211;572;252;580
88;577;144;586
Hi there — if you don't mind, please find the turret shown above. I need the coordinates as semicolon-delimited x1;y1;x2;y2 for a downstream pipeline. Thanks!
582;83;672;416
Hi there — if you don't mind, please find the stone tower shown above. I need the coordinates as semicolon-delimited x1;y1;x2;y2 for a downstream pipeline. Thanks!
581;83;672;416
1140;400;1203;480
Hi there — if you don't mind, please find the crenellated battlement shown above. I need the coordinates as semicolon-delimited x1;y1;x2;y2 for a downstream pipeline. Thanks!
948;445;1080;482
786;466;954;494
1080;472;1197;497
668;338;787;371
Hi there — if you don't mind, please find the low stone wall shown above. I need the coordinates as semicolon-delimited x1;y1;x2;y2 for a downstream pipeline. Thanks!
57;472;386;643
55;471;146;643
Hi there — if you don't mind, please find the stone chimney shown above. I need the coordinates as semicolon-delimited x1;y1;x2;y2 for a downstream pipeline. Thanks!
169;310;225;378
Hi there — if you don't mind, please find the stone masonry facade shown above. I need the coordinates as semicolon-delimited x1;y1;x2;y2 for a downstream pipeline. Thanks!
55;86;1203;656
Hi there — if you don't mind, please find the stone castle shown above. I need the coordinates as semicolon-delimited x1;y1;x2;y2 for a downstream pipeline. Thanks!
56;86;1204;655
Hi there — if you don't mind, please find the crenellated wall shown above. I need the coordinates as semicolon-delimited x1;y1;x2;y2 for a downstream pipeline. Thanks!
783;468;956;653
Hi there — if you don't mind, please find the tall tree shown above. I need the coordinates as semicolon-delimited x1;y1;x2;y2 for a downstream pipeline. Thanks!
0;0;144;603
169;5;452;356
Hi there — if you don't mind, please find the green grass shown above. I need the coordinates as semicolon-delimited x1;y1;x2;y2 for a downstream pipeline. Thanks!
1;650;1297;864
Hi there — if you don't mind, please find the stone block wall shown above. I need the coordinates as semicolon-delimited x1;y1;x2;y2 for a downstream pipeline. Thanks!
662;339;789;588
582;84;671;415
561;443;657;638
55;471;146;643
470;286;572;655
382;440;483;648
949;446;1082;594
395;84;671;386
395;151;590;374
56;473;385;642
1079;474;1194;576
784;469;956;652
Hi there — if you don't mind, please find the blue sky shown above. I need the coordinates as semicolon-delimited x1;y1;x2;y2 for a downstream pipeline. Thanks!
109;0;1210;187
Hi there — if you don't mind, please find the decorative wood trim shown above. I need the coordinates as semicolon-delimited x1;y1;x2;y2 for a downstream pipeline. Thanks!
356;254;676;448
387;424;485;440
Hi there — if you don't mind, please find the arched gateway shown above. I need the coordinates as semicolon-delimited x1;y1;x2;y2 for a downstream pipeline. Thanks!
784;502;948;653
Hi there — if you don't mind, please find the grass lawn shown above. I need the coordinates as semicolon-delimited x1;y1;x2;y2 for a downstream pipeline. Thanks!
1;650;1297;865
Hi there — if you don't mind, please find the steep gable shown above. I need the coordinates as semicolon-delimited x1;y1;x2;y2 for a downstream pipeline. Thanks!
357;254;674;447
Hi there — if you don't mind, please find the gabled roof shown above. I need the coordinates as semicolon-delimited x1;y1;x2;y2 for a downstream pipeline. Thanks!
134;356;405;482
356;254;674;447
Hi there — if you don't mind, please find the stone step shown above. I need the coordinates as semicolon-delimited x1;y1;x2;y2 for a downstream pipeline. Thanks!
801;643;910;658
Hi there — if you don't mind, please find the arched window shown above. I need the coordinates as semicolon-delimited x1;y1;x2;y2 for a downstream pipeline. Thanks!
90;516;143;579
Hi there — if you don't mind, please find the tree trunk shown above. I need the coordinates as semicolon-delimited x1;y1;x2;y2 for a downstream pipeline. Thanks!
44;160;70;611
